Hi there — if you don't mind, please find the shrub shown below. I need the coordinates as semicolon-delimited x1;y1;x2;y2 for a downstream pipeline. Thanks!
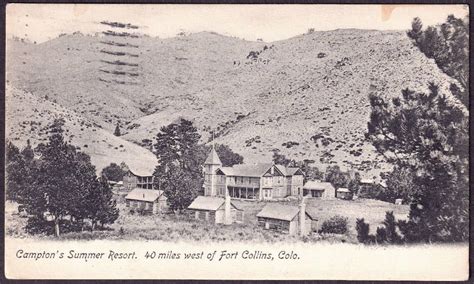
356;218;372;244
382;211;402;243
317;52;327;58
319;215;348;234
376;227;387;243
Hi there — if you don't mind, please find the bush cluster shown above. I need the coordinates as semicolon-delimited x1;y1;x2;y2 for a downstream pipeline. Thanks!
319;215;348;234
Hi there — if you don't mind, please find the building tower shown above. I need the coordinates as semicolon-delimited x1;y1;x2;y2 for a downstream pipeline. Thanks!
203;145;222;196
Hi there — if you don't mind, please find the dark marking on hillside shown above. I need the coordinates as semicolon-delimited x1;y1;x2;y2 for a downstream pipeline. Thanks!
99;77;138;85
100;69;139;77
103;30;139;38
100;49;139;57
100;60;139;67
100;21;139;30
100;41;139;48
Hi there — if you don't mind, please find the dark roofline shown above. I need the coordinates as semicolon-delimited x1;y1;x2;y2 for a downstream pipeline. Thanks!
128;169;153;178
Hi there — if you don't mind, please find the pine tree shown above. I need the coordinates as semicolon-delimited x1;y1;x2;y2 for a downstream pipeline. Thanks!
407;15;469;108
5;141;27;201
367;84;468;242
153;119;202;212
24;119;98;237
84;178;119;230
214;144;244;167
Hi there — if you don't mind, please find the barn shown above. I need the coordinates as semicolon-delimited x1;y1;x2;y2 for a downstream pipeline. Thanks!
187;196;244;224
256;202;314;236
303;181;336;199
125;188;168;214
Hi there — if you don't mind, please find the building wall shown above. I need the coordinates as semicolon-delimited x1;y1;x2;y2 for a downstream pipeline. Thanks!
227;176;260;199
204;164;224;196
123;172;137;190
126;198;166;214
194;210;217;223
289;175;304;197
288;219;298;236
152;198;168;213
258;217;292;234
123;171;154;190
137;176;154;189
215;209;224;224
226;176;260;187
322;186;336;199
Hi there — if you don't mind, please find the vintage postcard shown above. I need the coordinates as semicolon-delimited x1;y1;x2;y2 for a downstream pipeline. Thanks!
4;4;469;280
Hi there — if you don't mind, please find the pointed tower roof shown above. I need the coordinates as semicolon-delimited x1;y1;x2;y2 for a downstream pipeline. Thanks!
205;146;222;165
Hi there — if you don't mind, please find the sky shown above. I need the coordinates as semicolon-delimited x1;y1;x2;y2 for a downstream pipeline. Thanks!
6;4;469;43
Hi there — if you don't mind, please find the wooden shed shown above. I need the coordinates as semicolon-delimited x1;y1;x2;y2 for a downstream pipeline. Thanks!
256;203;314;236
303;181;336;199
187;196;244;225
125;188;167;214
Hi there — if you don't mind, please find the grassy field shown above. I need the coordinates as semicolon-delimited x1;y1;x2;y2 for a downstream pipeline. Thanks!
5;197;409;243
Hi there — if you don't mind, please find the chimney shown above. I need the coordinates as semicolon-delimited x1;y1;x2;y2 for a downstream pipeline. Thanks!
299;196;307;237
224;190;232;225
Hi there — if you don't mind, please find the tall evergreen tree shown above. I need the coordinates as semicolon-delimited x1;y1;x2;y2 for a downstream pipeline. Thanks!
84;177;119;230
24;119;99;236
206;144;243;167
407;15;469;107
153;119;202;212
5;141;28;201
367;83;468;242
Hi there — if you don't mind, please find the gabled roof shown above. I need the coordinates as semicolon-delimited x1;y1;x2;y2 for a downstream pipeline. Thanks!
303;181;335;191
125;189;166;202
219;163;283;177
304;207;319;220
204;147;222;165
187;196;240;211
275;165;304;176
287;167;304;176
257;204;301;221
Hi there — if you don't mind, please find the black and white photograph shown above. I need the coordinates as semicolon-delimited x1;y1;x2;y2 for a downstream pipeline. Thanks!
4;4;469;280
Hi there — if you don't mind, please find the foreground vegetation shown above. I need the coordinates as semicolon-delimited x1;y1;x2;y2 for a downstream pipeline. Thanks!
6;197;409;243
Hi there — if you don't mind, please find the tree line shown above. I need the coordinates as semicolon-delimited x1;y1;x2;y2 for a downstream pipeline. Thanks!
6;119;118;237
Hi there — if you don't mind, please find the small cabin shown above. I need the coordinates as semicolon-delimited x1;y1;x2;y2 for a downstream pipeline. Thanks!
337;187;352;200
125;189;167;214
256;203;314;236
303;181;336;199
187;196;244;224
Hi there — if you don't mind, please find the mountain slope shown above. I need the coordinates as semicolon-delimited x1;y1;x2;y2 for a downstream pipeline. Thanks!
6;30;457;178
5;85;157;174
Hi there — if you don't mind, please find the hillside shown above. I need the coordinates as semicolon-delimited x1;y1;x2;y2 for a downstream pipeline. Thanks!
5;85;157;174
6;30;457;177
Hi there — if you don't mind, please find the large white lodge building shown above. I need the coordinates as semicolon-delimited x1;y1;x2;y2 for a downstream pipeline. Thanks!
202;147;305;200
